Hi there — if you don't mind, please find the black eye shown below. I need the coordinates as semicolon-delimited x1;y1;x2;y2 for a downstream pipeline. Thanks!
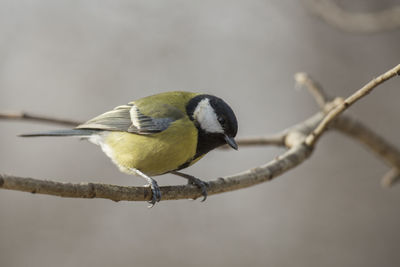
218;117;226;125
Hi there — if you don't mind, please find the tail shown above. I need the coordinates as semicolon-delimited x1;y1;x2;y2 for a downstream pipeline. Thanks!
19;129;99;137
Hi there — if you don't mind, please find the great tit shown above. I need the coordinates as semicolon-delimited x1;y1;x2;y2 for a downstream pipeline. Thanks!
21;91;238;206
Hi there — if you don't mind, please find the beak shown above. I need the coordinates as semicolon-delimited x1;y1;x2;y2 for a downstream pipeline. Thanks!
224;135;238;150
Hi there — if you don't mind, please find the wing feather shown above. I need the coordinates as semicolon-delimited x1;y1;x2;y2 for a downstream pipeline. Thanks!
76;102;184;134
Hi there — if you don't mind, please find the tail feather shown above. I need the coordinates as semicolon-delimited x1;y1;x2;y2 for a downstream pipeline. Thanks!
19;129;98;137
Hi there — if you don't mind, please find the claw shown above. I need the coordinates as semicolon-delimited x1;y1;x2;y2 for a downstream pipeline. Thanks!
130;168;161;207
188;177;209;201
171;171;209;201
146;179;161;208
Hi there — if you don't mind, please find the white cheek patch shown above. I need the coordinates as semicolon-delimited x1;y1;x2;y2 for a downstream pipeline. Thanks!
193;98;224;133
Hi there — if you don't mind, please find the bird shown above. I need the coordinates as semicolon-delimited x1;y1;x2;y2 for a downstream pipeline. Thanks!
21;91;238;206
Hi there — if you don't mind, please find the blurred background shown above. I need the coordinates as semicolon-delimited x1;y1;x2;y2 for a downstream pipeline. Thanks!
1;0;400;266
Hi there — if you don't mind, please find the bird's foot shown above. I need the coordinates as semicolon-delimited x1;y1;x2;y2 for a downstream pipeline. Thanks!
145;179;161;208
187;176;209;202
130;168;161;208
171;171;209;201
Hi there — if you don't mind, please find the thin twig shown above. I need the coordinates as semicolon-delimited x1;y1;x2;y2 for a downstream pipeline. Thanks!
303;0;400;33
0;111;285;148
297;67;400;186
305;64;400;147
295;72;330;109
333;116;400;169
236;135;286;147
221;134;286;148
381;168;400;188
0;111;80;127
297;69;400;170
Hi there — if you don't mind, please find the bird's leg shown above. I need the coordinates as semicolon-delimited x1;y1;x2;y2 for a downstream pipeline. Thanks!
170;171;209;201
130;168;161;207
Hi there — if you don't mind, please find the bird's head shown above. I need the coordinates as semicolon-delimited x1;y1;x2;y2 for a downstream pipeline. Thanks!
187;94;238;152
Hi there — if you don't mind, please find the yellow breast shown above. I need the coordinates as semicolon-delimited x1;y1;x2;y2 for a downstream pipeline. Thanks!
104;117;198;176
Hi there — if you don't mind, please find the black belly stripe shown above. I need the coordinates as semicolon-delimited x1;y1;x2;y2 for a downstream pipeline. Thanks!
175;130;225;171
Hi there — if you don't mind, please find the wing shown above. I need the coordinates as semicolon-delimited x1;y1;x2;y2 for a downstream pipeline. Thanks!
76;102;184;134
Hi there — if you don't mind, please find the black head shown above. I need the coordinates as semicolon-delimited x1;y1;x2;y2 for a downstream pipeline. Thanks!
187;94;238;157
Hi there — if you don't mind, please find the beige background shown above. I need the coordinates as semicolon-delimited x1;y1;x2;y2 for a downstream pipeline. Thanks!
1;1;400;266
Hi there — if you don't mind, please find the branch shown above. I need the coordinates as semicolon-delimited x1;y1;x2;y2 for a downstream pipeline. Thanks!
0;111;286;148
381;168;400;188
0;111;80;127
295;72;329;109
333;116;400;170
305;64;400;147
296;69;400;187
1;64;399;201
221;134;286;148
303;0;400;33
0;143;312;201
